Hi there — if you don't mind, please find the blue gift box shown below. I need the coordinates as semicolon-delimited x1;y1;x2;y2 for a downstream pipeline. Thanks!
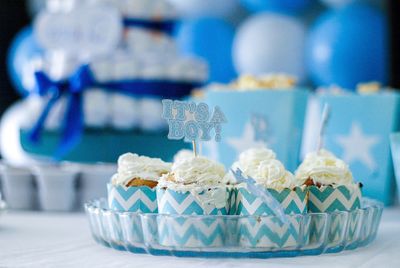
317;92;400;205
202;89;309;172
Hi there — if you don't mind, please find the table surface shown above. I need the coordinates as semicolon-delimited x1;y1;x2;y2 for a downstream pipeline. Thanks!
0;208;400;268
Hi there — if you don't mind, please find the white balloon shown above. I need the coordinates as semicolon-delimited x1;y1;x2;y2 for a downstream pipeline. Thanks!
233;13;306;82
167;0;238;18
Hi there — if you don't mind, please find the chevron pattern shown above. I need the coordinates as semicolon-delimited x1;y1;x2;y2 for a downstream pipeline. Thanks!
346;211;362;243
119;214;144;244
308;185;361;213
237;216;301;248
234;187;307;216
156;188;230;215
158;217;226;248
108;184;158;213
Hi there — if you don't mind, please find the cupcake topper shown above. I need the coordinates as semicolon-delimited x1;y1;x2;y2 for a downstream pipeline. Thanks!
317;103;331;151
162;99;227;156
231;169;290;225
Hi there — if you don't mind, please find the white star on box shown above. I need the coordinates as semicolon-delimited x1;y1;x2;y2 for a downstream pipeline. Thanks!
226;122;267;155
335;122;380;170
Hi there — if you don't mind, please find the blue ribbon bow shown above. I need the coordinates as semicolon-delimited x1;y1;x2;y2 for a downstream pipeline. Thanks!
30;65;202;159
30;65;94;159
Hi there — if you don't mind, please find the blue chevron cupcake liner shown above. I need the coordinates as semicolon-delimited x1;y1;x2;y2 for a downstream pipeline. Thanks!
107;184;158;213
308;185;362;247
157;216;226;248
234;187;308;216
237;216;302;249
156;188;232;215
308;185;361;213
156;188;232;248
233;187;307;248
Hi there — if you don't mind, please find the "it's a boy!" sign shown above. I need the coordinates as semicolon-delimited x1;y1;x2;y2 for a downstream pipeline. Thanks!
162;99;227;142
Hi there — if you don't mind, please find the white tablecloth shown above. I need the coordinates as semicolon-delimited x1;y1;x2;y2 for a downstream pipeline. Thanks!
0;208;400;268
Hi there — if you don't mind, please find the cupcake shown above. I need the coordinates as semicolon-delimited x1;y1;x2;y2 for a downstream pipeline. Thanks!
108;153;171;213
232;148;307;216
157;156;231;215
296;149;362;247
231;148;307;249
156;156;233;248
296;149;362;213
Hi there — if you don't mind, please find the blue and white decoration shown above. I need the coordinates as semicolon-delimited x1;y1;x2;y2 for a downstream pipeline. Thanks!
107;184;158;213
317;92;400;205
157;216;226;248
203;89;309;171
157;188;230;215
156;188;231;248
161;99;227;142
237;216;302;249
227;114;275;156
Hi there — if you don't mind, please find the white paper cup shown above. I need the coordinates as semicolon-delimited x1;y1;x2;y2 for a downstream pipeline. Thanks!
33;164;79;211
79;163;116;205
0;164;35;210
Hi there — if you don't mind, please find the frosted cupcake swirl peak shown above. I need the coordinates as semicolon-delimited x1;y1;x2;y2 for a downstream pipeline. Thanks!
159;156;227;189
232;147;276;178
256;159;297;189
295;149;354;186
111;153;171;185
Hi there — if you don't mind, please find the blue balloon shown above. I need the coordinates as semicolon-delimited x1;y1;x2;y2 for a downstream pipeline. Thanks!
240;0;312;14
7;26;43;96
306;4;387;89
177;18;237;83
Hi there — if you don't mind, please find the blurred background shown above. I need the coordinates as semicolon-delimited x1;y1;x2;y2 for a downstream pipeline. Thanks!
0;0;399;212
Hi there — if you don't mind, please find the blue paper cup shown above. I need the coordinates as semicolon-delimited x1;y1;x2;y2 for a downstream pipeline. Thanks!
107;183;158;213
234;186;307;248
308;185;362;248
390;133;400;203
156;188;232;248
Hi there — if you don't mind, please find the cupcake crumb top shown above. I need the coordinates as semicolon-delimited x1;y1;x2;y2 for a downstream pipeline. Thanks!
111;153;171;186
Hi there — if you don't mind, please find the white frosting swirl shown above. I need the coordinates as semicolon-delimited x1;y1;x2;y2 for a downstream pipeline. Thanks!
159;156;227;189
256;159;297;189
111;153;171;185
173;149;194;164
295;149;354;186
232;148;300;189
158;156;229;209
232;147;276;178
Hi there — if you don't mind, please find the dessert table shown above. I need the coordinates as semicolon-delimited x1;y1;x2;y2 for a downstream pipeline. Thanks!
0;207;399;268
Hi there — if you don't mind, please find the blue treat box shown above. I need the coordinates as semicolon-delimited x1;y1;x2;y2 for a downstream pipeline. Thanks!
202;89;309;172
317;92;400;206
390;133;400;202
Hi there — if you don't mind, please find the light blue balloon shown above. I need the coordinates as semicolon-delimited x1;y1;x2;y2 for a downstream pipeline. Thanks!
240;0;313;14
306;4;388;89
7;26;43;96
177;17;237;83
233;13;306;81
169;0;239;18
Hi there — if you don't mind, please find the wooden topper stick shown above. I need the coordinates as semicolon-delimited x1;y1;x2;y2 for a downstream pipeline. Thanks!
317;103;331;151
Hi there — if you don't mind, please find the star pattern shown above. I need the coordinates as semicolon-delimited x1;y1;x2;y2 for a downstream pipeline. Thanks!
226;122;267;155
335;122;380;170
